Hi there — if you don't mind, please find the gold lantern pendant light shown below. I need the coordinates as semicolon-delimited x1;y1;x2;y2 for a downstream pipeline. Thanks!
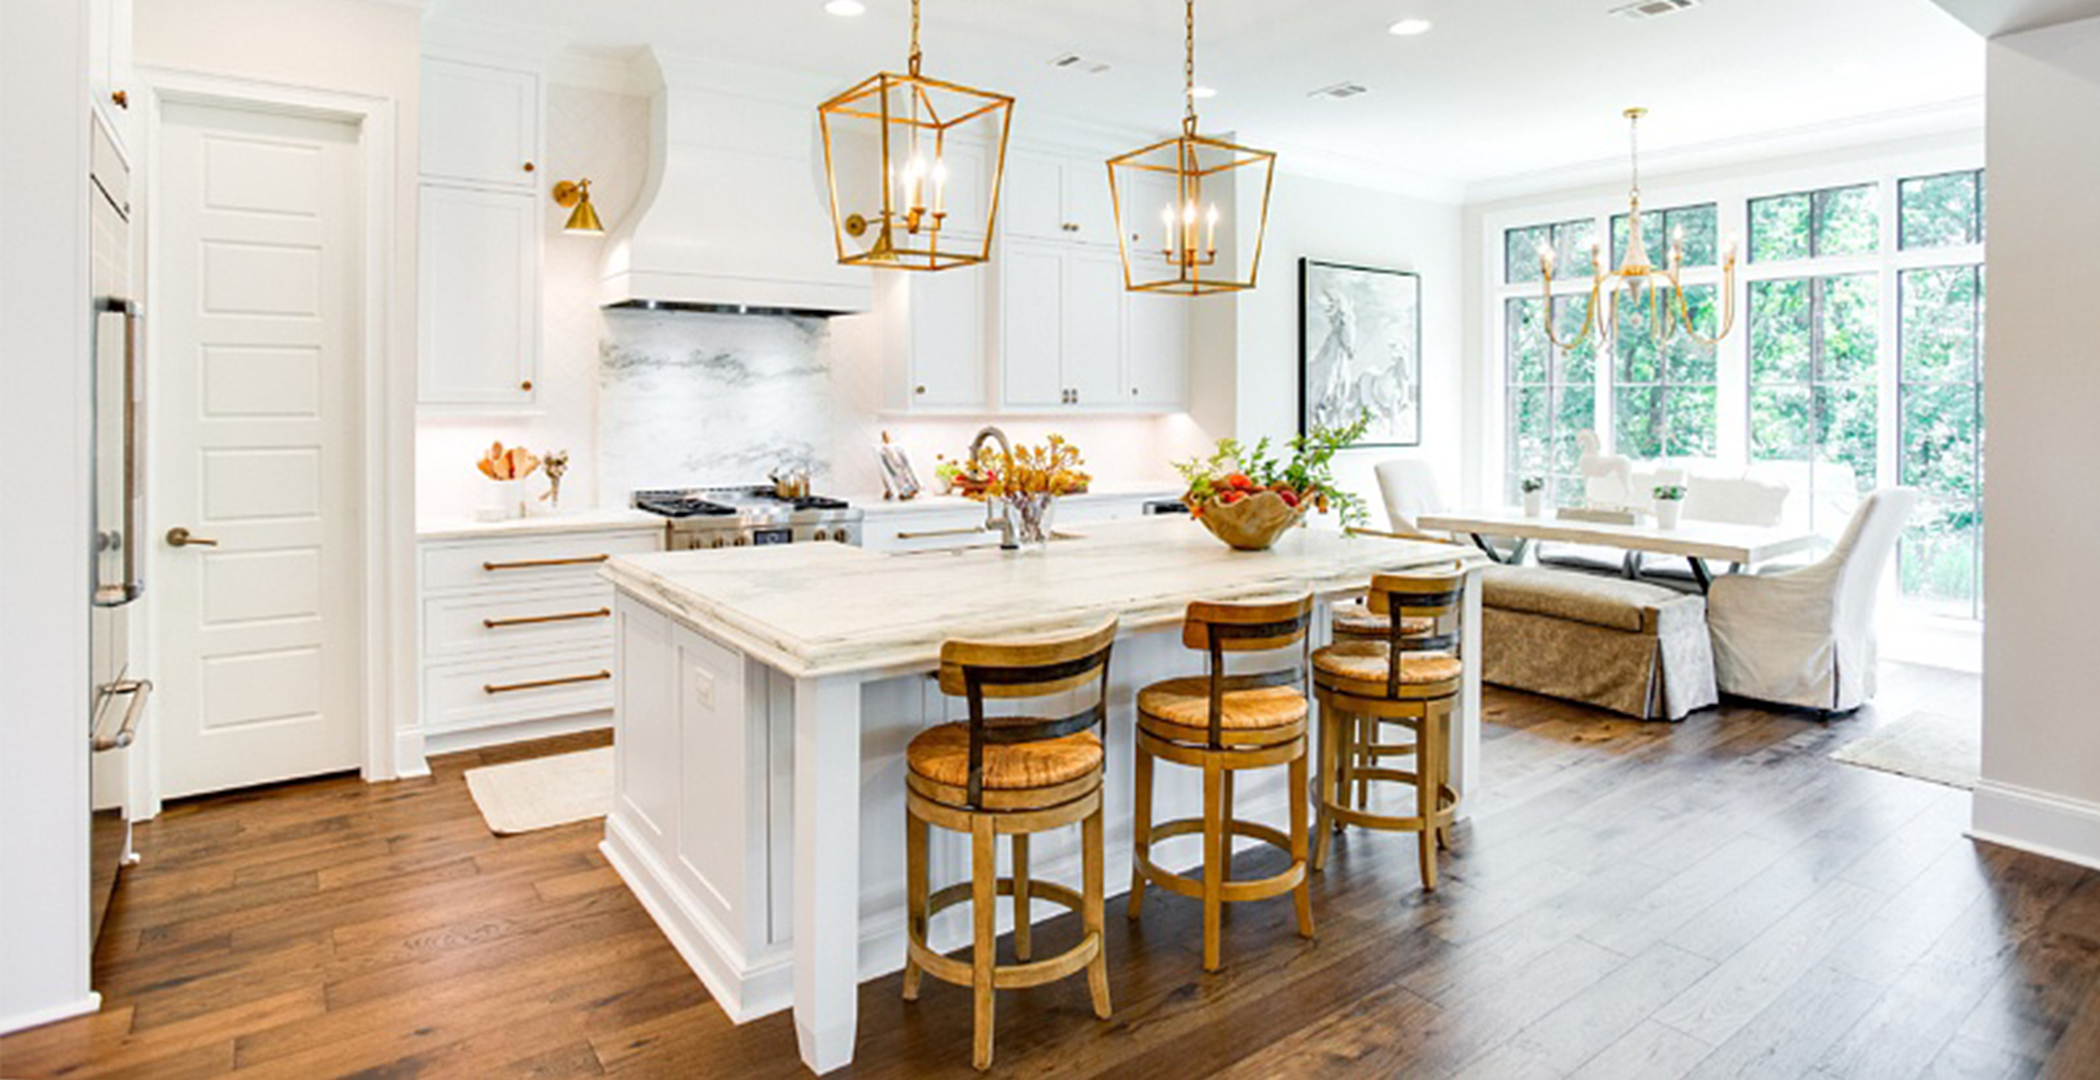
1538;107;1739;350
817;0;1015;272
1107;0;1276;296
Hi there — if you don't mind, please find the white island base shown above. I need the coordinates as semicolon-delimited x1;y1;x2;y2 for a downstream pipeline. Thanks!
598;520;1484;1074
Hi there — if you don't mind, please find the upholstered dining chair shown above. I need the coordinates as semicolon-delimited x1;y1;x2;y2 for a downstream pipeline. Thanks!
1373;458;1447;539
1705;487;1918;714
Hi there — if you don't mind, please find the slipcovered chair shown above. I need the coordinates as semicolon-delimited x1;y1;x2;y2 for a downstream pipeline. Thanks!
1706;487;1918;714
1373;458;1447;539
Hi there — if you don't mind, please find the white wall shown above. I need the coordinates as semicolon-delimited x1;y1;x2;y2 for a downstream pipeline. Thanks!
1973;14;2100;869
0;0;95;1036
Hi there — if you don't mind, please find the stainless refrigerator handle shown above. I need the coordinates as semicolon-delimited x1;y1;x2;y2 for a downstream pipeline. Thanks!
91;297;144;608
90;678;152;752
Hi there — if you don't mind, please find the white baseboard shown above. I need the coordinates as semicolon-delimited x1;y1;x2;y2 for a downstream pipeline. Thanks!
1970;779;2100;873
416;711;612;762
0;992;100;1038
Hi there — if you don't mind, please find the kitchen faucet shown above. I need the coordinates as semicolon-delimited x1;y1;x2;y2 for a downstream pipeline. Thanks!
969;425;1019;551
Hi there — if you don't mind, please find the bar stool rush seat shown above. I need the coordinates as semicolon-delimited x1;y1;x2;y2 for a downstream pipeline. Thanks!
1129;596;1316;972
1313;570;1466;889
902;618;1118;1071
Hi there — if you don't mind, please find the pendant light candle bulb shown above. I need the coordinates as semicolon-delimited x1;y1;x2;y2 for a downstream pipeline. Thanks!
930;159;948;213
1206;203;1220;251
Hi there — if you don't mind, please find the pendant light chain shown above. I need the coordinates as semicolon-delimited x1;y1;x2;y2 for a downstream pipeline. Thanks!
1628;109;1642;204
909;0;923;77
1182;0;1198;135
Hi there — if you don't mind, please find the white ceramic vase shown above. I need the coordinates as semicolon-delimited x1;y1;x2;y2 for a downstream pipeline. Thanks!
1522;489;1545;518
1656;500;1683;529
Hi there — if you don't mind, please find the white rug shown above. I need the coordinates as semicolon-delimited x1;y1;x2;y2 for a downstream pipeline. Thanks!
465;747;614;835
1830;710;1981;791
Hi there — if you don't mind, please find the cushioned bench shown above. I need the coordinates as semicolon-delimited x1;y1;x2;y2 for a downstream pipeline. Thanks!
1480;566;1718;721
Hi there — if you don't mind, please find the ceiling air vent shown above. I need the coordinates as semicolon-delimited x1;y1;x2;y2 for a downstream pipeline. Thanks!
1046;52;1112;75
1308;81;1370;102
1610;0;1697;20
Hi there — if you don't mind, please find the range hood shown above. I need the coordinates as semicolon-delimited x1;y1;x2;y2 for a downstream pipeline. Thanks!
600;51;872;316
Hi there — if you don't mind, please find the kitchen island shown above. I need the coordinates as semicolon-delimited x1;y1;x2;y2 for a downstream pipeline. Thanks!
598;517;1486;1074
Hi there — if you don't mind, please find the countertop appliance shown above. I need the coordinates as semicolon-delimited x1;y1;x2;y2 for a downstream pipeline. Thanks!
89;117;150;947
634;485;864;550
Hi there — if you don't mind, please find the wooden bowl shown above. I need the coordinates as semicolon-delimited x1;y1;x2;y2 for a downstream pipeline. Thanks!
1191;491;1307;551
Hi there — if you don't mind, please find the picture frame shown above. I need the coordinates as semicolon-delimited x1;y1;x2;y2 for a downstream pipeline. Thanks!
1298;258;1423;447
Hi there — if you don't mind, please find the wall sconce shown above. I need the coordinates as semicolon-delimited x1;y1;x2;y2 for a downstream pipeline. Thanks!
552;178;604;236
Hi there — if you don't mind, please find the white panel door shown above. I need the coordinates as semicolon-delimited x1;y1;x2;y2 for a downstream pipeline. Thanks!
417;184;538;406
1062;248;1126;406
1000;243;1066;408
155;102;362;797
420;58;539;190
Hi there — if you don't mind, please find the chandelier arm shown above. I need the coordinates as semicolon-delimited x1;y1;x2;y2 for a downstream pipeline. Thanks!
1670;265;1739;348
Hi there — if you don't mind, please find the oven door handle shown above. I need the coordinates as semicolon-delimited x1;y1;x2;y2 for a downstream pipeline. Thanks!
91;297;144;607
91;678;152;752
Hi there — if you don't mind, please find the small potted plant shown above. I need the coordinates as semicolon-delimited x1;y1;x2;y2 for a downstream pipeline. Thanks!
1653;483;1688;529
1520;476;1547;518
932;454;964;496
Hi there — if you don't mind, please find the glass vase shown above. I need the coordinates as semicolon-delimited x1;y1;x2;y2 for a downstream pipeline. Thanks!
1005;493;1056;551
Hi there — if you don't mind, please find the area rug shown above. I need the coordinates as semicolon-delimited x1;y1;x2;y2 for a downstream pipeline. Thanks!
464;747;614;834
1830;710;1981;791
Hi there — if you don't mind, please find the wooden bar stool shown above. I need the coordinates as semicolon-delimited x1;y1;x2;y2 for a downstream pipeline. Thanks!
1129;595;1315;972
1326;561;1463;825
902;617;1118;1072
1312;570;1466;889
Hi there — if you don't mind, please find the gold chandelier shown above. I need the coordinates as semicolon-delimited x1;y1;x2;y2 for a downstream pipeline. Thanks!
1107;0;1276;296
1539;108;1739;349
817;0;1015;271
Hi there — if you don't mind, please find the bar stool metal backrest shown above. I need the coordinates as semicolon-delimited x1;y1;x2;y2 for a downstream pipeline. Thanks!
1180;595;1315;749
936;618;1119;809
1364;570;1466;699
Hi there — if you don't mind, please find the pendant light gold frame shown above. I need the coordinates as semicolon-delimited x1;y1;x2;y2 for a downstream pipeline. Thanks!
1107;0;1276;296
818;0;1015;272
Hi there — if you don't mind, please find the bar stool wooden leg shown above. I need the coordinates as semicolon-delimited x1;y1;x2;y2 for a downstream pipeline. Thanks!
1083;804;1111;1019
903;810;927;1002
1219;769;1236;886
1128;740;1154;920
972;816;998;1071
1201;759;1225;973
1289;748;1314;938
1313;697;1337;871
1416;714;1441;891
1012;833;1032;962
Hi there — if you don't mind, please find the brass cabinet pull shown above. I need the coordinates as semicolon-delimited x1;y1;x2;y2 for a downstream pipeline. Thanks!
482;554;609;572
484;670;610;695
896;526;990;540
111;89;129;109
482;607;610;630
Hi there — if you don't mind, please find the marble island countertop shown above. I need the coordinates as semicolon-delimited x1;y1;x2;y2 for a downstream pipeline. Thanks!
603;517;1479;678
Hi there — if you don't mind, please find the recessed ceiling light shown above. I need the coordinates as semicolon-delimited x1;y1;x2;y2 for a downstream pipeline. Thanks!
1189;85;1218;100
824;0;866;16
1388;18;1433;36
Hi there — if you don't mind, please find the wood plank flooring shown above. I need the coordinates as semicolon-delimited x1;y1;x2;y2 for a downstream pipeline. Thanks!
7;664;2098;1079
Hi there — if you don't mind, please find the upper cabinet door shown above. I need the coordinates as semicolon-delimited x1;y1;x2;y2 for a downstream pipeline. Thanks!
1000;244;1066;409
1061;160;1117;248
1003;151;1066;243
421;59;541;191
1125;290;1188;410
418;185;539;407
89;0;134;149
1061;248;1125;406
909;267;988;409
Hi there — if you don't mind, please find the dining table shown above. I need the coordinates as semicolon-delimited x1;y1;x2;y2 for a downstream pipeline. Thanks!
1416;507;1823;592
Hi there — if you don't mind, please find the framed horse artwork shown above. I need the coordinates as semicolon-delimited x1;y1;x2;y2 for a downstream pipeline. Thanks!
1298;258;1422;448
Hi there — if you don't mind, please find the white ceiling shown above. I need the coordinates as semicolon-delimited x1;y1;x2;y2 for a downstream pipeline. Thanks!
1930;0;2100;36
427;0;1986;197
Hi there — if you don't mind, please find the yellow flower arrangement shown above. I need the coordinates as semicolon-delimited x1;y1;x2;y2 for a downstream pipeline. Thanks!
956;434;1091;500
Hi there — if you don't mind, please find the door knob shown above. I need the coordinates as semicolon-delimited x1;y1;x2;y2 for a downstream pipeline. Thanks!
166;527;219;548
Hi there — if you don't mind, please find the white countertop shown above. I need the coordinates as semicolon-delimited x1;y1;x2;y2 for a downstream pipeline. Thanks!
848;482;1183;518
603;516;1478;678
417;507;664;541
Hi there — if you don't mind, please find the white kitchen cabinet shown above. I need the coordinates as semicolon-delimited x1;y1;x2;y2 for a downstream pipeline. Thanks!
1124;289;1189;409
1063;248;1125;403
998;241;1142;411
1003;150;1116;247
878;266;988;412
418;184;540;408
420;57;542;192
88;0;134;149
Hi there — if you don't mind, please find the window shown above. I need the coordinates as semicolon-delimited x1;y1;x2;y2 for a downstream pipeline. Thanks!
1505;296;1597;506
1749;275;1879;532
1611;203;1718;268
1749;184;1878;262
1505;218;1599;284
1899;265;1986;616
1614;286;1719;459
1900;170;1985;249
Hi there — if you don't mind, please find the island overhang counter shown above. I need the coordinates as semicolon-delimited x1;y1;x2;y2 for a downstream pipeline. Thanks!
597;517;1486;1075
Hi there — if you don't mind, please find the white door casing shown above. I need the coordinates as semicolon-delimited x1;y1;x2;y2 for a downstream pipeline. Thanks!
154;101;363;798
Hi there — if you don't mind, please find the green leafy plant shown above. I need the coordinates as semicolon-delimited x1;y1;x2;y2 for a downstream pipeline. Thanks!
1172;413;1374;528
1520;476;1546;494
1653;484;1687;502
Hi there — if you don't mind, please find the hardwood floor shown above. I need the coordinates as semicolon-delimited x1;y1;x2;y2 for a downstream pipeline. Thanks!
6;665;2097;1079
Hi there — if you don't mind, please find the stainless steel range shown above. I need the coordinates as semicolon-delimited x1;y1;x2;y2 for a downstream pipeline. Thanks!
634;486;864;550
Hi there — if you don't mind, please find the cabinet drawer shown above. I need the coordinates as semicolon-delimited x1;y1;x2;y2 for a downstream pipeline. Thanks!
422;531;661;592
866;513;1000;553
424;584;614;660
423;647;614;734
